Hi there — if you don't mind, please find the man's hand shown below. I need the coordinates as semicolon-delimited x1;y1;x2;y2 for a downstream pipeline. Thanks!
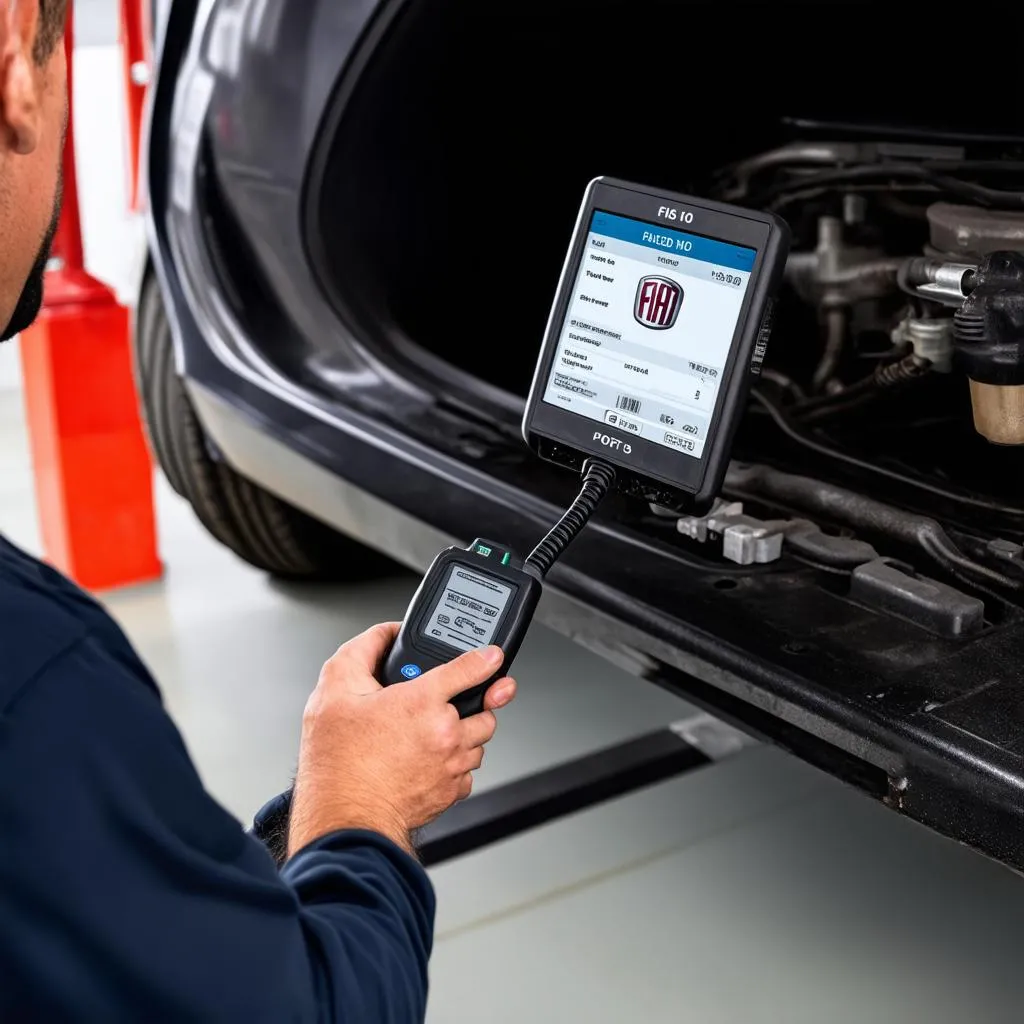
288;623;517;858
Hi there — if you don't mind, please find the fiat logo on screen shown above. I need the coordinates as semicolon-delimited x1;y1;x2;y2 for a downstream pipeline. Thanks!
634;275;682;330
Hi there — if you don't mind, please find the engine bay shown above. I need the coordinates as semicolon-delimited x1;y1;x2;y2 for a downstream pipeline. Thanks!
680;133;1024;636
302;2;1024;642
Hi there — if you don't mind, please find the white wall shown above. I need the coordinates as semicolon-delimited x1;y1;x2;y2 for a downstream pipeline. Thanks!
0;344;20;391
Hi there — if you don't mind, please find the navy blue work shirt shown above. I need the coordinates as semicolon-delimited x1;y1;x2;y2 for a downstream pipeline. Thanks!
0;536;435;1022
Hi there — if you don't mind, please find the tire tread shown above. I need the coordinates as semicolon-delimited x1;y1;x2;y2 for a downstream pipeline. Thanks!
132;275;390;581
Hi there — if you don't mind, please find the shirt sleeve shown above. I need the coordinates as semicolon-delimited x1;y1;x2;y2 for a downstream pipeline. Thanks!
0;633;435;1023
252;788;293;866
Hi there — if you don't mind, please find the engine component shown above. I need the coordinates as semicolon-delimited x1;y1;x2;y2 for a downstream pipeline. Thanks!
675;498;740;542
785;216;900;392
952;251;1024;444
748;387;1024;524
842;193;867;227
786;216;900;308
676;500;786;565
850;559;985;638
721;142;1024;210
891;316;953;373
674;490;988;633
676;478;989;630
725;463;1020;593
968;380;1024;445
675;496;882;569
783;523;878;568
988;538;1024;562
794;352;933;424
872;353;934;387
928;202;1024;257
719;143;860;200
901;257;977;306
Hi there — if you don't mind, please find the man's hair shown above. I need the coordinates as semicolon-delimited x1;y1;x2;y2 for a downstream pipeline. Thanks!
34;0;67;64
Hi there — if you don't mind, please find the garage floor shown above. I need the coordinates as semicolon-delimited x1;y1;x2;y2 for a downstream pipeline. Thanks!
3;6;1024;1021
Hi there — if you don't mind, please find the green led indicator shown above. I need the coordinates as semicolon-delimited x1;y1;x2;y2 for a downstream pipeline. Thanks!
475;544;492;557
501;552;511;566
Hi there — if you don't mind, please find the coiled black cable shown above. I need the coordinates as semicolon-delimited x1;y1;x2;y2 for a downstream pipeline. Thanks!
525;460;616;578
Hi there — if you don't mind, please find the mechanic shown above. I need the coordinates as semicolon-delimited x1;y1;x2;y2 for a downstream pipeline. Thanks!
0;2;517;1020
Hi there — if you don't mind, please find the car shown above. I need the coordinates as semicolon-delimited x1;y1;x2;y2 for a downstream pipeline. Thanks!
142;1;1024;869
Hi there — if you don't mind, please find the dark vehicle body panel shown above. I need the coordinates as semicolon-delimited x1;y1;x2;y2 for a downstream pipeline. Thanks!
148;0;1024;869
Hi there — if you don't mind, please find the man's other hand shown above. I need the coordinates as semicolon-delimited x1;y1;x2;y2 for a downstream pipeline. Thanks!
288;623;517;857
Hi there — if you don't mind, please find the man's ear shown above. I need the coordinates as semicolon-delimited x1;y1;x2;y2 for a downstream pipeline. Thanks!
0;0;42;156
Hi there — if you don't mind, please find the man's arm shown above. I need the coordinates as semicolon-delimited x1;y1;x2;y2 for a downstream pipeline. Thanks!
0;634;434;1023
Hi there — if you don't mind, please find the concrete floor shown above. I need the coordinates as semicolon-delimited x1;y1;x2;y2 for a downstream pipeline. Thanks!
4;8;1024;1022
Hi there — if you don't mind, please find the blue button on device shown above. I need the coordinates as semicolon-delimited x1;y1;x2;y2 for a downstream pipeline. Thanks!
400;663;422;679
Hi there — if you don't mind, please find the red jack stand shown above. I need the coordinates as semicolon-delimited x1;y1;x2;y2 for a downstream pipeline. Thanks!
120;0;152;213
19;4;160;591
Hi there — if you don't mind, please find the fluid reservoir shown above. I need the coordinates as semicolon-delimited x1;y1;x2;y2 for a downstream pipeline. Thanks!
953;251;1024;445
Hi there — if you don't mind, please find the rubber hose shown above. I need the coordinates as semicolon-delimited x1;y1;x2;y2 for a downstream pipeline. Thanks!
797;354;932;423
747;388;1024;520
811;308;848;394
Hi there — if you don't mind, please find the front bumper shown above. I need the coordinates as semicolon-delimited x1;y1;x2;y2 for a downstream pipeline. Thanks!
188;368;1024;873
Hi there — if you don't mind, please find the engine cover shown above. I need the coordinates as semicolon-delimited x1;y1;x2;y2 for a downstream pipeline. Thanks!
928;202;1024;257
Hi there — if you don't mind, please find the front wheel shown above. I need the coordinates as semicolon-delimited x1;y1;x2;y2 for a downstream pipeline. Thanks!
133;273;394;581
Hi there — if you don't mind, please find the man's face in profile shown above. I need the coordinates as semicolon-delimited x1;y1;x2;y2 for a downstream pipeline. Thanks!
0;3;69;341
1;167;63;341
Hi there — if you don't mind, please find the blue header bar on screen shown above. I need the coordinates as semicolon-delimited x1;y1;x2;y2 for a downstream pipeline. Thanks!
590;211;756;272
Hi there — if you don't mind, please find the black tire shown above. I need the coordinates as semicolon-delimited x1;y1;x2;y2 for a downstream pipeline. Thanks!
133;273;392;581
